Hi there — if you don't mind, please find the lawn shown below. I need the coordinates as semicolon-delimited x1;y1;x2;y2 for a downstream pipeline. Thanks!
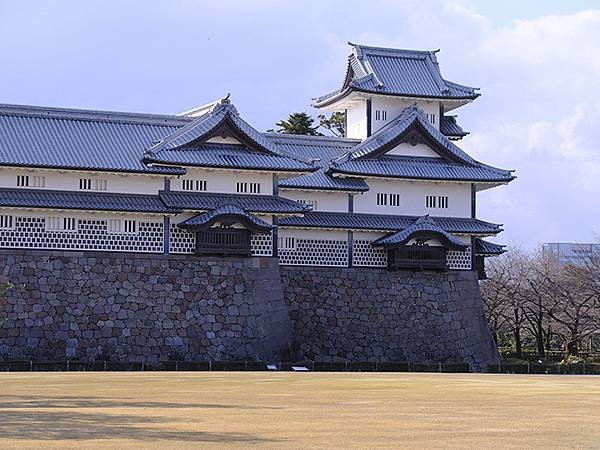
0;372;598;449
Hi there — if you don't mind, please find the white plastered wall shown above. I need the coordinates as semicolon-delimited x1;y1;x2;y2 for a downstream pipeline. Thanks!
386;142;441;158
371;97;440;133
279;190;348;212
172;168;273;195
0;167;165;194
353;178;471;217
345;98;367;139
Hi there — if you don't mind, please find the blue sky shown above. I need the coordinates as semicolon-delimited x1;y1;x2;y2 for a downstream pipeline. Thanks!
0;0;598;247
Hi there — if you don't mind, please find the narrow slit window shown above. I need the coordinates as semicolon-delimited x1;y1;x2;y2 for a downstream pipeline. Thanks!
278;236;296;250
16;175;29;187
182;179;207;191
426;195;448;209
32;176;46;187
0;215;13;229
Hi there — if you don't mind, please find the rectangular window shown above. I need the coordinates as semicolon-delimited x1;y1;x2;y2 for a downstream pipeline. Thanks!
94;179;107;191
297;199;318;210
236;182;261;194
16;175;29;187
426;195;448;209
107;219;122;233
376;193;400;207
426;113;436;125
0;215;13;229
124;220;137;234
278;236;296;250
79;178;92;190
107;219;137;234
375;110;387;121
32;176;46;187
182;179;207;191
46;217;77;232
79;178;106;190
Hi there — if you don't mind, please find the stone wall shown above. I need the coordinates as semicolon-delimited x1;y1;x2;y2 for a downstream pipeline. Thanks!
0;250;295;363
280;266;499;371
0;250;499;370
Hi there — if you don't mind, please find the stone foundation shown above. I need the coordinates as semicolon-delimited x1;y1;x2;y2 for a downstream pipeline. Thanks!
0;250;499;370
0;250;295;363
280;266;499;371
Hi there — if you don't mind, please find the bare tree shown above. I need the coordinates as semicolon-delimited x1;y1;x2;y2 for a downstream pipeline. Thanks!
535;259;600;357
481;249;529;356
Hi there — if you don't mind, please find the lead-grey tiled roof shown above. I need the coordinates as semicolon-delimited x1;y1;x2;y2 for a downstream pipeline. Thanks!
144;99;315;173
159;191;308;214
0;188;177;213
144;143;315;172
336;105;477;164
333;155;513;182
440;115;468;138
330;106;514;183
279;211;502;235
0;104;188;174
178;205;274;232
263;134;369;191
474;238;506;255
314;44;479;107
372;215;468;249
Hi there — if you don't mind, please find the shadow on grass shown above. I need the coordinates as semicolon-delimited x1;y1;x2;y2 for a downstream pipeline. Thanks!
0;396;281;443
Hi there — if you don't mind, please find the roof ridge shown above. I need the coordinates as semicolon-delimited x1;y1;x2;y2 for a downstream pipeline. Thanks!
263;133;360;143
0;103;191;126
349;42;437;56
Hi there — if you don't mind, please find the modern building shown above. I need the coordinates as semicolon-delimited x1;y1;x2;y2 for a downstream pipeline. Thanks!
542;242;600;266
0;43;514;276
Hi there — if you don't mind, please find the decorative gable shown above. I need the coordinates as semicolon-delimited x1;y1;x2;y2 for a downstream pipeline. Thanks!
141;96;316;173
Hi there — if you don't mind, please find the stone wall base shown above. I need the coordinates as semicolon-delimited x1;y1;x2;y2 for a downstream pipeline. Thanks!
0;250;296;363
0;250;499;371
280;266;499;371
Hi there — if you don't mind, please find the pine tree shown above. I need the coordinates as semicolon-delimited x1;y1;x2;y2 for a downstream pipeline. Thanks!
275;112;321;135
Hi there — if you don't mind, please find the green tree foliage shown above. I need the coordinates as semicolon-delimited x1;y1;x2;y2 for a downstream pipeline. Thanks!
317;112;345;137
272;112;346;137
275;112;321;136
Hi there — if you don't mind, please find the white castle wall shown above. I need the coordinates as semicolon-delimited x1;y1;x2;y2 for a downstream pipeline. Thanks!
0;167;165;194
279;190;348;212
173;168;273;195
352;178;471;217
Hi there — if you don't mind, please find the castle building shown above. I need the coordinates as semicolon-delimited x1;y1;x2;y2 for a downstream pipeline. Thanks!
0;43;514;276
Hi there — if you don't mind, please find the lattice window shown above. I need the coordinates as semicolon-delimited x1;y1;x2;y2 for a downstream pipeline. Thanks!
79;178;107;191
278;239;348;267
0;215;13;230
447;247;472;270
251;233;273;256
377;193;401;207
236;182;261;194
169;224;196;254
182;179;207;191
0;216;163;253
353;240;387;267
426;195;448;209
16;175;29;187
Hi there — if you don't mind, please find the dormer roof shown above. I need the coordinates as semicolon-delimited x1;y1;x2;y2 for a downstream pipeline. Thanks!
329;105;514;184
314;43;479;108
143;96;316;173
372;215;468;250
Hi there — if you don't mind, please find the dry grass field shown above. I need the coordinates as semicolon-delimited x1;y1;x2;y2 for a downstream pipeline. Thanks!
0;372;598;449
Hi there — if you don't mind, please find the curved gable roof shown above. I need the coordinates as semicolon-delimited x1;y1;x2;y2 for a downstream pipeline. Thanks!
314;43;479;107
329;105;514;183
143;97;316;172
372;215;468;249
